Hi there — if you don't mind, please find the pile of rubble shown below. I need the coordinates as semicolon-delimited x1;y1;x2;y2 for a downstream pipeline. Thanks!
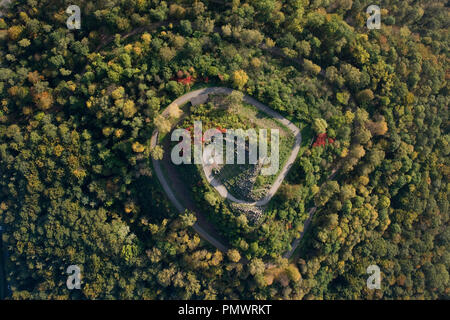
230;203;264;224
233;159;265;201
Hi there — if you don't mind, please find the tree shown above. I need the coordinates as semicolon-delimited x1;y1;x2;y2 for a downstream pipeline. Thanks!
341;144;366;172
180;20;193;35
337;91;350;105
279;184;302;202
205;191;220;206
168;104;182;119
340;184;356;201
366;116;388;136
356;89;374;104
340;63;366;90
315;180;340;206
249;258;265;276
224;90;244;113
232;70;249;90
313;118;328;134
297;40;311;57
240;29;264;46
180;212;197;228
166;81;184;96
150;145;164;160
303;59;321;75
285;264;301;282
159;46;176;62
227;249;241;263
33;91;53;110
132;141;145;153
154;115;171;134
8;25;23;40
195;17;214;33
169;4;186;18
253;0;276;20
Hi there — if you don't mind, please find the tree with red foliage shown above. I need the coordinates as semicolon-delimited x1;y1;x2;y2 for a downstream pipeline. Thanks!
313;133;334;147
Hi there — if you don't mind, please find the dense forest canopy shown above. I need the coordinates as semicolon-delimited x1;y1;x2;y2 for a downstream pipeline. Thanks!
0;0;448;299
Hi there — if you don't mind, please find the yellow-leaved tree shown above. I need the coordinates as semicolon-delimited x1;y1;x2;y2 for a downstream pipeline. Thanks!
232;70;248;90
